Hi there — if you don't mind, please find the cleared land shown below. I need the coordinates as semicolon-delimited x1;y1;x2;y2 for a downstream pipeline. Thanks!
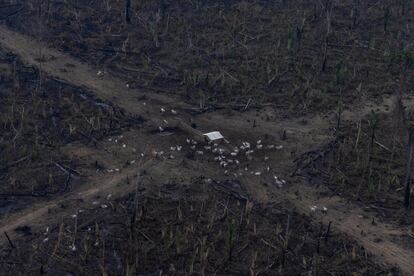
0;1;413;275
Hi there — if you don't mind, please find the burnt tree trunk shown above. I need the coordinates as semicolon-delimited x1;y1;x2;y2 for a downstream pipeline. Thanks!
404;128;414;209
125;0;131;24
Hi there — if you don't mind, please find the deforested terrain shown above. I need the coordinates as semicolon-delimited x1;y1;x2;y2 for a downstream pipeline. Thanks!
0;1;413;275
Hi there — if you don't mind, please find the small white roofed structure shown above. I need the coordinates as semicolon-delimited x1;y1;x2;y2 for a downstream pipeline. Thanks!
203;131;224;142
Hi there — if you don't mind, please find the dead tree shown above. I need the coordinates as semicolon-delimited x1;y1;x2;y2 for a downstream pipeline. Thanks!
320;0;333;72
125;0;131;24
404;127;414;209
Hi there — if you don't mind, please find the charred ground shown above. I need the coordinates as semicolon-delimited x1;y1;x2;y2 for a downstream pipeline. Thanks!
0;0;413;275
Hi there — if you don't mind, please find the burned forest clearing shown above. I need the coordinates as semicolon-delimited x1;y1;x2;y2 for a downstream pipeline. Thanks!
0;0;414;275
